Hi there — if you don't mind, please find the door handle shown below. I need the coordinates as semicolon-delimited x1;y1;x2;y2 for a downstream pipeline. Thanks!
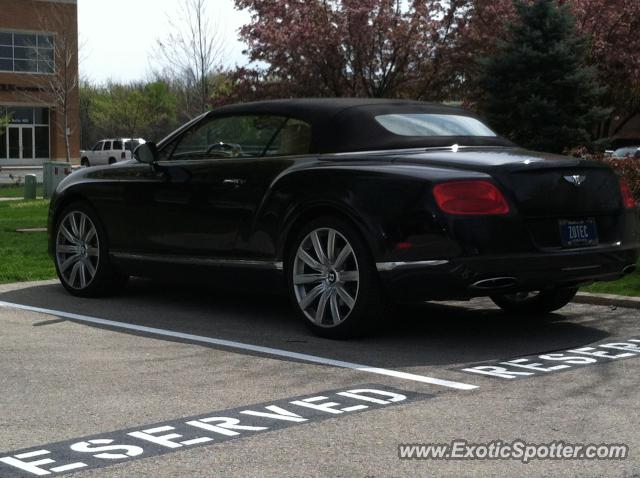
222;178;246;188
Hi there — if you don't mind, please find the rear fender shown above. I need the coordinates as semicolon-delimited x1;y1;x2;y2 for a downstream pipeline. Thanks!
253;163;478;263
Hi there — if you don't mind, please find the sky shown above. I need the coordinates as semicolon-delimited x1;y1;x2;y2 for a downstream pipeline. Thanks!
78;0;250;84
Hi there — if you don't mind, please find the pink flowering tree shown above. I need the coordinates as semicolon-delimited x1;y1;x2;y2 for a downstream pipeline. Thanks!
228;0;470;101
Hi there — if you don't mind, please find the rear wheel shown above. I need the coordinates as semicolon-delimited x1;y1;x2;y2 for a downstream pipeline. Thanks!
108;157;117;165
490;287;578;314
286;216;384;339
54;201;128;297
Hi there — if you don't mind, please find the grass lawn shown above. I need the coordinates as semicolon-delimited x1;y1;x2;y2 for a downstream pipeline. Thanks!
0;184;44;198
0;199;55;284
584;265;640;296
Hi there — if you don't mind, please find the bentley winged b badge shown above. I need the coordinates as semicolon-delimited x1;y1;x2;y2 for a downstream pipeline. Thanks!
564;175;587;186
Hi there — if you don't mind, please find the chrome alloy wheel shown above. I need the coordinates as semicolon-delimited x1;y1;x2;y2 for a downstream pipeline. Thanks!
55;211;100;290
293;228;360;328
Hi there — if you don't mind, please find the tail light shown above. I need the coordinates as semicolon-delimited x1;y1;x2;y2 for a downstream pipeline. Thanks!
433;180;510;215
394;242;413;251
121;151;126;160
620;179;636;209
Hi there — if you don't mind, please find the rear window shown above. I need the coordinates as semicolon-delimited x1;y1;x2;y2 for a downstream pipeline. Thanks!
113;140;123;150
375;114;497;137
125;140;141;151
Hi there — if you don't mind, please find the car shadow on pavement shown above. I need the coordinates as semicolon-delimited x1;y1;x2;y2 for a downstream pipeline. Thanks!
0;279;612;369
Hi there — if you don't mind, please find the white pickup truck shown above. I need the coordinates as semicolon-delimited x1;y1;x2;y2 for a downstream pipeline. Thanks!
80;138;146;166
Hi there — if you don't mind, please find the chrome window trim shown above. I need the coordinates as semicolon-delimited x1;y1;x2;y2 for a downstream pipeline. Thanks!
152;146;513;166
154;152;312;167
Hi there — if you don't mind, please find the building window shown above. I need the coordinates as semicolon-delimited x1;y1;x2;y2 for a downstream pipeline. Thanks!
35;126;50;158
0;31;54;74
0;107;50;160
8;107;34;125
0;126;6;159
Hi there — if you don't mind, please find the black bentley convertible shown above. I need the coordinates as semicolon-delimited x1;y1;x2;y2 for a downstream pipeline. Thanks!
48;99;640;337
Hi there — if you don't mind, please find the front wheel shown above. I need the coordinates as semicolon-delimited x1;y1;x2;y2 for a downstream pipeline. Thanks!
490;287;578;314
54;201;128;297
286;216;385;339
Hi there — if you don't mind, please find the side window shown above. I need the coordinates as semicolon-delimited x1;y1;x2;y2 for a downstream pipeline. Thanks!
265;118;312;157
169;115;288;161
103;141;112;151
113;140;123;150
92;142;102;152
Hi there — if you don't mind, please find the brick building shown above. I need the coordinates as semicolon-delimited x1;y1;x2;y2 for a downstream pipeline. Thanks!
0;0;79;166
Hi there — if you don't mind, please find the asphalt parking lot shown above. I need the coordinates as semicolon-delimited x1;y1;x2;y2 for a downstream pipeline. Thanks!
1;279;639;477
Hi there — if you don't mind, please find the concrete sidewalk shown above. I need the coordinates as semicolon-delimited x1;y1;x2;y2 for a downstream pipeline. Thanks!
0;167;43;185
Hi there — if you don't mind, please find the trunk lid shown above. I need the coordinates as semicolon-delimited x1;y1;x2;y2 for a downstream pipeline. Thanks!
393;147;623;216
505;165;621;216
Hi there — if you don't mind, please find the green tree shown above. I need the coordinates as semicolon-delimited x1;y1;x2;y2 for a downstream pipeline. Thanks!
79;81;100;149
478;0;608;153
90;84;145;139
88;81;177;143
140;82;178;140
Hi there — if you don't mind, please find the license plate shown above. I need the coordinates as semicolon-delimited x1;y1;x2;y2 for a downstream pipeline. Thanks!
559;219;599;247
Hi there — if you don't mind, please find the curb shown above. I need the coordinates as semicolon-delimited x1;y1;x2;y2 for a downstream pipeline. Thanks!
574;291;640;310
0;279;58;294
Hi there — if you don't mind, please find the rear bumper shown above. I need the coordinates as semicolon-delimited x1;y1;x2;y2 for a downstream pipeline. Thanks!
378;245;640;302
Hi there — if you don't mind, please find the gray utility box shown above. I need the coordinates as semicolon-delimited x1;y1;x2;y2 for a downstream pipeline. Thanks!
43;161;72;199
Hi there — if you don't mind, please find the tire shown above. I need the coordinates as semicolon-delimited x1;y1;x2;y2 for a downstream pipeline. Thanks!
81;158;90;167
490;287;578;314
54;201;128;297
108;157;116;165
286;215;385;339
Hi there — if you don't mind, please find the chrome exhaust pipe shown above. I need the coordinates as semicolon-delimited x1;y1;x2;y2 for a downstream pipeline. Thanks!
471;277;517;289
623;264;637;275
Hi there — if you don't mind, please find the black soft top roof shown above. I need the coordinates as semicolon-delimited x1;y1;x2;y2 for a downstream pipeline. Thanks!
211;98;513;153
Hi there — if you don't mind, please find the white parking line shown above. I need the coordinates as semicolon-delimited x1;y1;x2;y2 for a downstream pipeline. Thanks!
0;300;478;391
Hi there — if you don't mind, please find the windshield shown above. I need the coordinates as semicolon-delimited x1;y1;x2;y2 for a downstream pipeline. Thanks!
375;114;497;137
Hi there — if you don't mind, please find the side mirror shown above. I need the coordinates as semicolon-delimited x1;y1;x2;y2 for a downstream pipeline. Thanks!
134;142;159;164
